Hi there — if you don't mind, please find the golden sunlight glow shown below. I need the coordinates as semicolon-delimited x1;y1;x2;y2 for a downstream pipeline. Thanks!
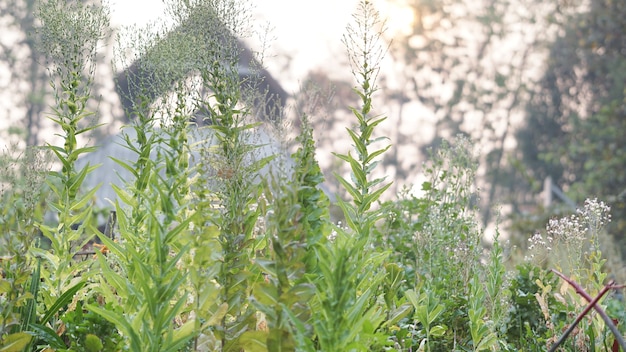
375;0;416;37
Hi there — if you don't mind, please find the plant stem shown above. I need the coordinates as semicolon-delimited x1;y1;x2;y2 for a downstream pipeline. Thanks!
551;269;626;351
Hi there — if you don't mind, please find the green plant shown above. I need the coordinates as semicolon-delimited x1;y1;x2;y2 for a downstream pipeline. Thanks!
26;263;87;351
467;275;498;351
62;300;122;352
506;263;556;348
471;220;510;351
303;1;394;351
0;145;51;350
6;1;111;350
507;199;619;350
249;111;330;351
381;135;495;350
2;258;80;351
252;180;314;351
404;288;447;351
88;1;279;350
290;113;330;263
9;0;626;351
333;1;392;239
547;270;626;352
485;223;510;328
87;26;195;352
188;2;272;348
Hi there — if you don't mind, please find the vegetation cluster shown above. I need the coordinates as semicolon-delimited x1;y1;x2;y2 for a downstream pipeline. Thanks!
0;0;625;351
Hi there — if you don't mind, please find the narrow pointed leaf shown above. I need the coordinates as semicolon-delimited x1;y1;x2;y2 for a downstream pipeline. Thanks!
334;174;362;203
365;145;391;164
41;281;85;323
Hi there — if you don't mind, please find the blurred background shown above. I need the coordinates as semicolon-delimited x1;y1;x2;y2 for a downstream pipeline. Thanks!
1;0;625;255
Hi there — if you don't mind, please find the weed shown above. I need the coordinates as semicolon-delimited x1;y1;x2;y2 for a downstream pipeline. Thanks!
2;1;624;351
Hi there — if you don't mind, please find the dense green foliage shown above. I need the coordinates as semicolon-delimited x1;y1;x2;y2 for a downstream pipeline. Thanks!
1;0;625;351
515;0;626;249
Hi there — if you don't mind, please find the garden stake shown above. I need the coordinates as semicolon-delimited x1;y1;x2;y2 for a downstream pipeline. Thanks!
549;269;626;352
548;279;612;351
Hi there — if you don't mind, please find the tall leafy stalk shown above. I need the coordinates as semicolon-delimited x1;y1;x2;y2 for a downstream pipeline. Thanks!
36;0;108;295
309;1;392;350
292;113;330;254
166;1;273;349
334;0;392;240
27;2;109;349
86;8;196;351
250;113;329;351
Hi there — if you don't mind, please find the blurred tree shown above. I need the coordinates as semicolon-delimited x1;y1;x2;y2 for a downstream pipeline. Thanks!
379;0;562;224
0;0;47;146
516;0;626;244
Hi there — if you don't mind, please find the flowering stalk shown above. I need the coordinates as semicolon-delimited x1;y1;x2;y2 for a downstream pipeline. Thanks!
334;0;392;239
36;0;109;313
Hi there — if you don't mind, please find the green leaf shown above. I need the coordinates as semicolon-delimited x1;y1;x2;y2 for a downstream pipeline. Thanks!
0;332;32;352
349;106;364;122
347;154;367;187
366;174;387;189
332;152;351;163
334;173;362;204
429;325;447;337
70;183;101;211
87;304;143;352
76;123;105;135
267;328;295;352
384;303;413;327
67;160;90;185
204;303;229;327
285;283;316;306
69;146;99;159
28;323;66;349
20;259;40;332
112;184;136;207
361;182;392;211
95;226;124;258
427;304;445;326
367;115;387;129
94;252;130;299
365;145;391;164
405;289;420;309
49;147;71;172
110;156;139;178
346;128;367;158
235;121;262;132
41;281;85;324
163;216;194;244
0;279;10;294
335;198;357;231
254;259;276;277
166;319;197;352
239;330;268;352
250;154;277;173
474;332;498;351
280;303;316;351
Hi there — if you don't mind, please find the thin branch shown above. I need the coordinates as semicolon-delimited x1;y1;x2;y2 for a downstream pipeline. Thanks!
550;269;626;351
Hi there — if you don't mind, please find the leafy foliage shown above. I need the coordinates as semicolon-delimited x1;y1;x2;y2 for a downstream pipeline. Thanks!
2;1;626;352
515;0;626;251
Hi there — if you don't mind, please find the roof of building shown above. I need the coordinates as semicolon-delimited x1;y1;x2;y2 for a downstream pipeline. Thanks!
114;7;288;123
